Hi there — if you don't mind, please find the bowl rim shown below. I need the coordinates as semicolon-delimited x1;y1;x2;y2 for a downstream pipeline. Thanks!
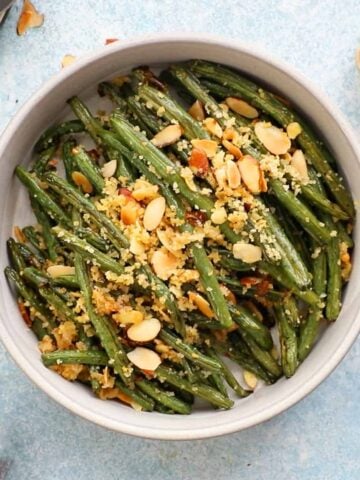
0;33;359;440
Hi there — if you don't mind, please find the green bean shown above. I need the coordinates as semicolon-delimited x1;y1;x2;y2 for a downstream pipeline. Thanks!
52;226;124;275
62;139;77;182
71;145;105;194
22;226;46;260
7;238;27;272
274;303;298;377
136;379;191;414
326;234;342;321
44;172;129;252
35;119;84;153
156;365;233;409
38;286;77;322
74;253;133;387
230;304;273;350
115;380;155;411
159;329;222;372
219;276;283;302
241;333;282;379
32;145;57;176
30;196;58;261
42;349;109;366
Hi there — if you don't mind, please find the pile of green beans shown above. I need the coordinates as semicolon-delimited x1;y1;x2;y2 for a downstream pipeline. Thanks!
4;60;353;414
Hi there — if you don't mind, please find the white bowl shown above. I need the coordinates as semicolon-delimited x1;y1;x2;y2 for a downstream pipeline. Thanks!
0;35;359;440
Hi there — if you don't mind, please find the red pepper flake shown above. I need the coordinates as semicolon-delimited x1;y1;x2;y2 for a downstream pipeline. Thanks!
118;187;132;199
240;277;261;288
188;148;209;176
185;210;207;226
18;301;32;327
105;38;119;45
87;149;100;161
255;279;271;297
141;369;155;378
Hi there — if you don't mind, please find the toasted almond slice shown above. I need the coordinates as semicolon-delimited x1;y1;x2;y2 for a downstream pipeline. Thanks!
151;249;178;280
132;180;158;201
211;207;227;225
233;242;262;263
17;0;44;36
129;237;145;256
127;347;161;371
114;309;144;325
222;139;243;159
225;97;259;119
286;122;302;140
61;54;76;69
226;160;241;188
14;226;26;243
156;229;179;254
238;155;261;193
191;139;218;158
254;122;291;155
243;370;258;390
101;159;117;178
151;124;182;148
105;38;119;45
188;292;214;318
214;166;227;189
127;318;161;342
47;265;76;278
291;149;309;182
222;127;240;143
143;196;166;231
259;168;268;193
223;286;237;305
203;118;223;138
71;171;93;193
188;100;205;121
121;201;139;225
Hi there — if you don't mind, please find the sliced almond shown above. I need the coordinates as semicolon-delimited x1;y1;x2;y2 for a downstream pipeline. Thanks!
233;242;262;263
188;100;205;121
214;166;227;189
113;309;144;325
101;159;117;178
151;124;182;148
121;201;138;225
151;249;178;280
222;139;243;160
191;139;218;158
127;347;161;371
188;292;214;318
17;0;44;36
156;229;177;253
226;160;241;188
210;207;227;225
225;97;259;119
243;370;258;390
291;149;309;182
143;196;166;231
203;118;223;138
71;171;93;194
254;122;291;155
127;318;161;342
47;265;76;278
129;237;145;256
237;155;262;194
286;122;302;140
223;127;240;143
14;226;26;243
61;54;77;69
105;38;119;45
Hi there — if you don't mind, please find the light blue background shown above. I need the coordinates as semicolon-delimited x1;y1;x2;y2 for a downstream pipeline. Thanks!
0;1;359;479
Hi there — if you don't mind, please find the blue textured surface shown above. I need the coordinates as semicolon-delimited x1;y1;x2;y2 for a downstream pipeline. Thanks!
0;1;360;479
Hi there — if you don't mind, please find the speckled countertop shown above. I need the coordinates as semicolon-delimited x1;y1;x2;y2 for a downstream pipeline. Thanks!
0;1;360;479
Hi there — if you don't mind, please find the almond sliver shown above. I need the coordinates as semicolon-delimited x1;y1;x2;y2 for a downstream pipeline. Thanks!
233;242;262;263
291;149;309;181
127;318;161;342
143;196;166;231
286;122;302;140
225;97;259;119
47;265;76;278
71;171;93;193
151;249;178;280
243;370;258;390
127;347;161;371
191;139;218;158
222;139;243;159
226;160;241;188
188;100;205;121
101;159;117;178
238;155;261;193
188;292;214;318
203;118;223;138
151;124;182;148
254;122;291;155
211;207;227;225
17;0;44;36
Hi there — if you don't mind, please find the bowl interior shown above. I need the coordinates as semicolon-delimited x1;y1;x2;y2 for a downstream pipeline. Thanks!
0;37;359;440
